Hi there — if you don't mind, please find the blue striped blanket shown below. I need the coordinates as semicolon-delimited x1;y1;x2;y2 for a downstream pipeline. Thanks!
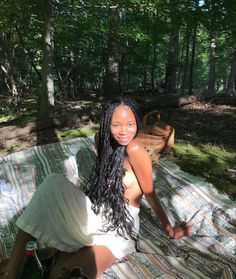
0;136;235;278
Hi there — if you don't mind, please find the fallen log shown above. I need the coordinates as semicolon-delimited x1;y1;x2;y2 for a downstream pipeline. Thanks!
205;93;236;105
0;113;91;141
135;94;200;111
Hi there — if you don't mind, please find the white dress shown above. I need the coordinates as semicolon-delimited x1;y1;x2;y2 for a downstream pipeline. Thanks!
16;174;140;259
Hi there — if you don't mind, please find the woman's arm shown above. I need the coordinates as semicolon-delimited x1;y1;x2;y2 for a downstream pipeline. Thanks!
126;140;191;239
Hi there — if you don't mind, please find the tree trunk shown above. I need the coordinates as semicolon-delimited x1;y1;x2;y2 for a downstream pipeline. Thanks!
176;32;187;92
189;24;197;95
226;48;236;94
207;38;216;94
103;6;121;99
39;0;54;121
126;70;131;90
164;30;179;94
69;50;76;99
0;34;20;110
181;28;190;96
151;40;157;94
143;44;149;94
119;49;126;94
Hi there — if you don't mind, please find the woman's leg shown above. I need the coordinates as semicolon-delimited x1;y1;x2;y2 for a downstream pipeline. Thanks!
2;229;35;279
49;245;117;279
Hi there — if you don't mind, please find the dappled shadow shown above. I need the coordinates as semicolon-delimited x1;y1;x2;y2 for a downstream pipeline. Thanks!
36;103;59;145
36;126;60;146
55;98;103;124
157;104;236;151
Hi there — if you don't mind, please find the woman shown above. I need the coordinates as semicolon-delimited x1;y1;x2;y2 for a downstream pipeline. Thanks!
1;96;191;279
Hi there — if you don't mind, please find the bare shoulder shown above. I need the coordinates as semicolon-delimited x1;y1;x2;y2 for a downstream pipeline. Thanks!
126;139;152;180
126;139;149;158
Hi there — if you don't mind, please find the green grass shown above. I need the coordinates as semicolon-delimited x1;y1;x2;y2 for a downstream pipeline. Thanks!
167;141;236;199
6;144;21;153
0;114;17;123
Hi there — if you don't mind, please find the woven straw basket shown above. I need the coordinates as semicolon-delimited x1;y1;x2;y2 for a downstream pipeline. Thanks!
137;111;175;163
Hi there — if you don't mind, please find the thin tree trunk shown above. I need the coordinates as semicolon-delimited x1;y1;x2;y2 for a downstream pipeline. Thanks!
69;50;76;99
103;6;121;99
0;34;20;110
151;40;157;95
119;51;126;94
54;50;64;101
226;48;236;94
143;44;149;94
207;38;216;94
126;70;131;90
164;31;179;93
176;31;187;92
164;0;180;94
181;29;190;96
189;24;197;95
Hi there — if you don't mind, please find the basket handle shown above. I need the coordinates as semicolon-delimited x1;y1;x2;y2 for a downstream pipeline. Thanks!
142;110;160;127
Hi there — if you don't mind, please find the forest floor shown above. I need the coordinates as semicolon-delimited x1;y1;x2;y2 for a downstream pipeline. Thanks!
0;97;236;199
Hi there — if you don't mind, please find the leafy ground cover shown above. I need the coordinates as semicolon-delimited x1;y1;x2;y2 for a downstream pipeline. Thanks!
0;98;235;199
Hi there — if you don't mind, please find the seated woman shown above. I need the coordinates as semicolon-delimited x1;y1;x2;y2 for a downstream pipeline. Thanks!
1;96;192;279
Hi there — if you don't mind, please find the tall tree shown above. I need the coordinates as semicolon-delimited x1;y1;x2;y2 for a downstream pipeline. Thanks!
222;0;236;94
226;48;236;94
207;37;216;94
103;5;121;98
164;0;180;93
0;32;19;108
188;0;199;95
181;28;190;95
39;0;54;120
189;23;197;95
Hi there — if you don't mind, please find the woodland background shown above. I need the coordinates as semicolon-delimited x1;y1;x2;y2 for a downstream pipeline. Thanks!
0;0;236;198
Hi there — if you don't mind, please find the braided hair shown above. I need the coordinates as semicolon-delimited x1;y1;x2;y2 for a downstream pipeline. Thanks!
84;96;142;248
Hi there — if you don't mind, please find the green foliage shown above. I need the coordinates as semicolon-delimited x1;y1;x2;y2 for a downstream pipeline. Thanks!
0;0;235;95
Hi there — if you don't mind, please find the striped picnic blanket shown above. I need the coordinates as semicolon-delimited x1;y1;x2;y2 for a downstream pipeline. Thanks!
0;136;235;279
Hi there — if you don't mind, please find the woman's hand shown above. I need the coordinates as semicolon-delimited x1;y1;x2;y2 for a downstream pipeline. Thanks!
169;222;192;239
